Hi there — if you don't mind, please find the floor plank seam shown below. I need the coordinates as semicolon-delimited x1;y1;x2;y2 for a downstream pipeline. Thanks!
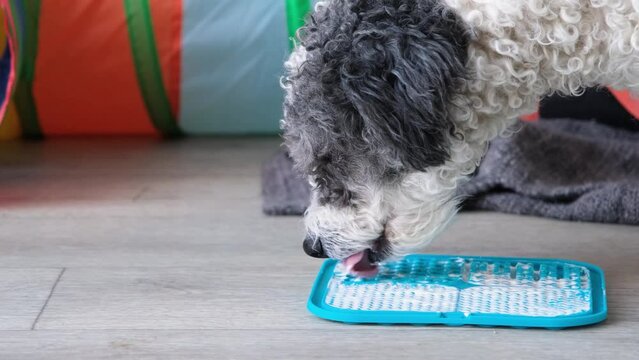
31;268;66;330
132;186;150;202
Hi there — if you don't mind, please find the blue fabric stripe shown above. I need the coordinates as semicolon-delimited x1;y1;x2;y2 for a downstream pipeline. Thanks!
180;0;289;134
0;44;11;107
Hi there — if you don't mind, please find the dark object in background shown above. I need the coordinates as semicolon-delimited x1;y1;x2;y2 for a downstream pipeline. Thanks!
262;151;311;215
541;88;639;132
459;119;639;224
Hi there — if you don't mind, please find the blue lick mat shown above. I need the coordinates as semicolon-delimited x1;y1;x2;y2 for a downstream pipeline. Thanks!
308;254;607;328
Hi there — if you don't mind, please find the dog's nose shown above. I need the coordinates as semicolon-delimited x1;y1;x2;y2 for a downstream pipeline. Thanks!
303;235;328;258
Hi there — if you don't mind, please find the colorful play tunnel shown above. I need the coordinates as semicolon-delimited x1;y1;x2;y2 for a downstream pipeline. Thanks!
0;0;314;138
1;0;637;139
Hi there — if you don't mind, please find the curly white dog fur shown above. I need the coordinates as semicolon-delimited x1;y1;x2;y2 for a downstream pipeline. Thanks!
282;0;639;261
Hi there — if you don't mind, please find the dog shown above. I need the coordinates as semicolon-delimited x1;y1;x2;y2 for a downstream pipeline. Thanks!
281;0;639;264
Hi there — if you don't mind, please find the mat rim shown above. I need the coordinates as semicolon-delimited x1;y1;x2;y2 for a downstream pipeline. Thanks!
307;254;607;329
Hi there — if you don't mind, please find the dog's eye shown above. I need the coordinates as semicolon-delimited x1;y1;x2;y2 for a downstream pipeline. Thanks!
329;188;354;207
310;155;354;207
316;184;354;207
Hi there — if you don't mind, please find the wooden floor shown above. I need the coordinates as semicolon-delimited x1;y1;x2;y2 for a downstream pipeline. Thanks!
0;137;637;359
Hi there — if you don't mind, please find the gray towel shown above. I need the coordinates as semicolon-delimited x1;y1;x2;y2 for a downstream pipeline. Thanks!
261;149;311;215
262;119;639;224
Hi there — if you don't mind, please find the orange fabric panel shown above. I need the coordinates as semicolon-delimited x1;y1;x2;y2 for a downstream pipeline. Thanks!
150;0;181;118
0;10;6;55
609;89;639;121
33;0;156;135
0;101;22;140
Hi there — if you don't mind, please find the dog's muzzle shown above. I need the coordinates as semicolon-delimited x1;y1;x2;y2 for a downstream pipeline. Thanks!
302;234;390;261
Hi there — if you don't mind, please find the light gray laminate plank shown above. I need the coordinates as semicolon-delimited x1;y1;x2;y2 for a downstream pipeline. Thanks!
0;329;637;360
0;268;63;330
0;211;636;278
34;266;638;330
34;267;322;330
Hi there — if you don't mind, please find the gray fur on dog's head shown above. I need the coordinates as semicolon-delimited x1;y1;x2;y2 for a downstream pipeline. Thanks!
282;0;470;260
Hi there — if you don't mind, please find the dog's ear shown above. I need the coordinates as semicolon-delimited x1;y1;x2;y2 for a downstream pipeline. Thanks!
285;0;470;181
336;1;469;170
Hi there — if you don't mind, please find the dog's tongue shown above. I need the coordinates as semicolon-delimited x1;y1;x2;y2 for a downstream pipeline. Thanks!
343;251;379;278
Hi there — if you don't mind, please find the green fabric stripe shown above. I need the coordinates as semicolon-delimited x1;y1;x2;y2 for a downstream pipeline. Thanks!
123;0;182;137
285;0;311;49
11;0;42;138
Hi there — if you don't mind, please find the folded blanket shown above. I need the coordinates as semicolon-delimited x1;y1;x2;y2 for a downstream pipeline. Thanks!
262;119;639;224
261;149;311;216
